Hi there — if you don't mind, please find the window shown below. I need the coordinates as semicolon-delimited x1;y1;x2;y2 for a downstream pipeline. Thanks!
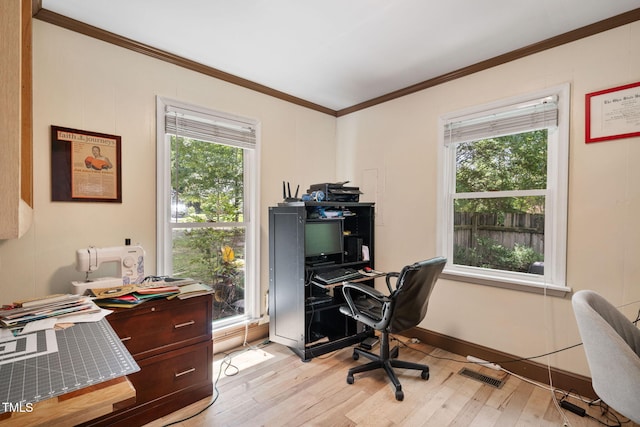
156;97;260;327
438;84;569;294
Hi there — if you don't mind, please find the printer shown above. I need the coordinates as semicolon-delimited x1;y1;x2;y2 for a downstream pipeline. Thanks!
307;181;361;202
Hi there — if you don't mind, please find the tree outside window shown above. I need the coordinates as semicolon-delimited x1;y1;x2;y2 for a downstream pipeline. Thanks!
453;130;547;273
439;85;569;292
157;97;259;326
171;136;247;320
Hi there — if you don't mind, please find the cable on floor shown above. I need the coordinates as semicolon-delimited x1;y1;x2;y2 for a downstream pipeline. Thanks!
392;336;632;426
161;339;271;427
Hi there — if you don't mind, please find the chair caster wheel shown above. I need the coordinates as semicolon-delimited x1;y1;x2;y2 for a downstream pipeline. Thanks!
395;389;404;401
347;374;354;384
352;353;359;361
421;370;429;380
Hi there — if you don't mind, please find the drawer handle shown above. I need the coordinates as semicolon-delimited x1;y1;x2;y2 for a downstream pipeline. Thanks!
174;320;195;329
175;367;196;378
120;336;132;342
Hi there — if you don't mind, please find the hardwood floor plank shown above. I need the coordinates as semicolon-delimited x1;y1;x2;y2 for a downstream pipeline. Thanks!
145;339;637;427
483;369;519;410
516;384;560;426
493;380;535;426
449;384;494;426
466;404;503;427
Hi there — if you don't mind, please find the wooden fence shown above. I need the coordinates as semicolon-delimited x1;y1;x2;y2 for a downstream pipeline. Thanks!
454;212;544;253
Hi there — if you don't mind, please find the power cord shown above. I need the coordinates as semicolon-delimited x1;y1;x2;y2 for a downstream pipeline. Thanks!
391;336;632;426
391;334;582;366
541;285;572;427
556;392;624;427
161;339;271;427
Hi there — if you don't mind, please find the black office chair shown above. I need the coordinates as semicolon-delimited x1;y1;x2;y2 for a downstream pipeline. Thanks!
339;257;446;401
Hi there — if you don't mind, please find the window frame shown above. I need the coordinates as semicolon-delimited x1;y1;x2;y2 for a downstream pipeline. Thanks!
156;96;261;327
437;84;570;295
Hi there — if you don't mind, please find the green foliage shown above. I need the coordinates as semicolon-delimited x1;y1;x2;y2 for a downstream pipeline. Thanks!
455;130;547;214
169;135;247;304
172;227;245;286
454;237;543;273
171;136;244;222
453;129;547;273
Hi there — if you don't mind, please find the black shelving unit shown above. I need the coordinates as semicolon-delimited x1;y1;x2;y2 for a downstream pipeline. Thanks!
268;202;375;361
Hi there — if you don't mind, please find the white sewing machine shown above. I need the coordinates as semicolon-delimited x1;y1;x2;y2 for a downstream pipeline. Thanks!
72;245;145;295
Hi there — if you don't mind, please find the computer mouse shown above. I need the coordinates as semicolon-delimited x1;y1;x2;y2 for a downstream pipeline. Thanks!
363;266;372;273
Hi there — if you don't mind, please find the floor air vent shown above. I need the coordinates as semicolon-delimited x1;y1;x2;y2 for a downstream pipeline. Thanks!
458;368;505;389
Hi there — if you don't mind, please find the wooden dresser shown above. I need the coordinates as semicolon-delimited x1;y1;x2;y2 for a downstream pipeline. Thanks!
81;294;213;426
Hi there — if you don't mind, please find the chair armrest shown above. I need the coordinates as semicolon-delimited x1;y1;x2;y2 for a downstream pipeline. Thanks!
385;272;400;293
340;282;391;329
342;281;389;313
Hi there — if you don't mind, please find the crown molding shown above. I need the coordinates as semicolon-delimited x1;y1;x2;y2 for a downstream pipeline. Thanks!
33;6;640;117
336;7;640;116
33;8;337;117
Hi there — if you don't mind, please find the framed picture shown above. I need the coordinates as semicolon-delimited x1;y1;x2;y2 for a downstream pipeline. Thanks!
51;126;122;202
585;81;640;143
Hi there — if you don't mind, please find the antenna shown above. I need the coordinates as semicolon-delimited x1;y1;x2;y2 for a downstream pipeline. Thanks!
282;181;300;203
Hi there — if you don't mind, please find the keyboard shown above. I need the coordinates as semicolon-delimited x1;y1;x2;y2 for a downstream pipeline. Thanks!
306;295;333;306
314;268;363;284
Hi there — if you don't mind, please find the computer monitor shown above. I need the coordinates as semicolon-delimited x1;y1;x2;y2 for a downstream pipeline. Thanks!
305;220;343;259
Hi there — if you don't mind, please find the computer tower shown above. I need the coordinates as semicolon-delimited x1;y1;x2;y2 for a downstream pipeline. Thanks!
346;237;363;262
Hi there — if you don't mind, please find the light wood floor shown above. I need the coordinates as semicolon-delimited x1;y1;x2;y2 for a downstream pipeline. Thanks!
146;337;637;427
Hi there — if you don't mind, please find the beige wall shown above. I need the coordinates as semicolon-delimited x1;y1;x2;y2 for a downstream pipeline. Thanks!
0;21;337;312
1;18;638;377
337;21;640;375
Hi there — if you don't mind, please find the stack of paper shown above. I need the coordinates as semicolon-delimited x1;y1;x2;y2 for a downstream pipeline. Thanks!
0;294;100;328
176;283;214;300
90;284;180;308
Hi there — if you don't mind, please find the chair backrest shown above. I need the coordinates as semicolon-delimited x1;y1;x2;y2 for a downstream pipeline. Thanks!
388;257;446;333
572;290;640;424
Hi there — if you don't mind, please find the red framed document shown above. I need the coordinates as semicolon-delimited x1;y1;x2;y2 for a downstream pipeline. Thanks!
585;81;640;143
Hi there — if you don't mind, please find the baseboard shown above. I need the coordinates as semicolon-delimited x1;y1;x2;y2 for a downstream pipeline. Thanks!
248;322;595;399
407;326;596;399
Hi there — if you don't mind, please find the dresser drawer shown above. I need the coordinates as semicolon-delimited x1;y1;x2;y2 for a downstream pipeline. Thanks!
80;295;214;427
127;339;212;403
108;295;212;358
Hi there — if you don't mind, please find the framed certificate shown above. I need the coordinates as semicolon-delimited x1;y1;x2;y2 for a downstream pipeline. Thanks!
585;81;640;143
51;126;122;202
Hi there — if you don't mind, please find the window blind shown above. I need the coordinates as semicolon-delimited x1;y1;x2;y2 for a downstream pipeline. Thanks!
165;105;256;149
444;96;558;145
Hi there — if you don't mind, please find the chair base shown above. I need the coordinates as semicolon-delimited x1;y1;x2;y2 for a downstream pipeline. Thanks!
346;343;429;401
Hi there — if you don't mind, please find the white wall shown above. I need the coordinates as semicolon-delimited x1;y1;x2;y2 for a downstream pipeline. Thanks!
0;21;337;314
1;18;638;378
337;21;640;376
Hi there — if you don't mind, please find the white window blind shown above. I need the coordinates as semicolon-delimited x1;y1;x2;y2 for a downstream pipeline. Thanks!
165;105;256;149
444;96;558;145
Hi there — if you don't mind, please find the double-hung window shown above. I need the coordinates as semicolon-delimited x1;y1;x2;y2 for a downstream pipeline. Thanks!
438;84;569;294
156;97;260;327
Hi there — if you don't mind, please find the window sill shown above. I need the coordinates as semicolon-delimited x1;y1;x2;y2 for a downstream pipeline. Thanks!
441;268;571;297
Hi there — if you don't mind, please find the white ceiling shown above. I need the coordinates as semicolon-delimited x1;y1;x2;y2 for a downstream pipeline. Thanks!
41;0;640;111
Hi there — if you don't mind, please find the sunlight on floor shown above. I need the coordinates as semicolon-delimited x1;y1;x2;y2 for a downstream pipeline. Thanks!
213;346;274;379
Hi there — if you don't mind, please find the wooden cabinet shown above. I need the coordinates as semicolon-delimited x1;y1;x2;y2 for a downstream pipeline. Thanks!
0;0;33;239
81;295;213;427
268;202;375;361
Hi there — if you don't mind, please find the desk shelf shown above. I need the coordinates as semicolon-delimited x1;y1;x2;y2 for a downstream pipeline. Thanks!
268;202;375;361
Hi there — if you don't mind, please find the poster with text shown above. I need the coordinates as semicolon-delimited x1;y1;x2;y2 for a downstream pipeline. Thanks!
51;126;122;202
